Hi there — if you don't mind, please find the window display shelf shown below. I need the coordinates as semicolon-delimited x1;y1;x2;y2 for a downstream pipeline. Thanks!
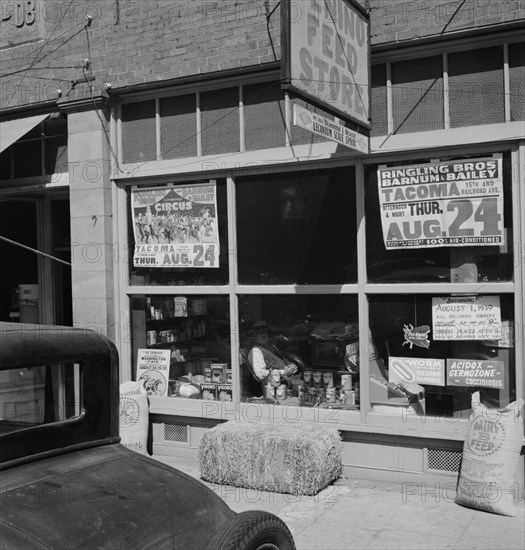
146;314;206;325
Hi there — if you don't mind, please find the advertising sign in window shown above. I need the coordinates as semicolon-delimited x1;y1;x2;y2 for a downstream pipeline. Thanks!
377;156;504;249
389;357;446;386
446;358;505;389
131;182;219;268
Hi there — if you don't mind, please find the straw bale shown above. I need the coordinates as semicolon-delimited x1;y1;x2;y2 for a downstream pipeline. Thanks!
198;421;342;495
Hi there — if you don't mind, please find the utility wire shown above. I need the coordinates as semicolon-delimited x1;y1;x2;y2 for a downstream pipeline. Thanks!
82;28;124;173
0;235;72;267
4;0;77;108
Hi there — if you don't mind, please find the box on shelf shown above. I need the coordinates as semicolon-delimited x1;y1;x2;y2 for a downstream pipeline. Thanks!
190;299;207;315
217;383;233;402
200;383;217;400
174;296;188;317
211;363;228;383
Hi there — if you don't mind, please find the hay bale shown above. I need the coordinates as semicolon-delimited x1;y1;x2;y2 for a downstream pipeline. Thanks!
198;421;342;495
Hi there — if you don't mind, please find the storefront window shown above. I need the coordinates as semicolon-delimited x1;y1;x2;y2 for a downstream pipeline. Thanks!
365;152;513;283
128;179;229;286
239;295;359;409
368;294;515;419
130;295;231;400
236;168;357;285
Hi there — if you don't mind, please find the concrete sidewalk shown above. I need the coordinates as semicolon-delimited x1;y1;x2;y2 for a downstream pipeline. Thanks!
154;456;524;550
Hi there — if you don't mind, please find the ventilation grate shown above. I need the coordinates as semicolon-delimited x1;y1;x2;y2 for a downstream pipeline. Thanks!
427;448;462;472
163;423;189;444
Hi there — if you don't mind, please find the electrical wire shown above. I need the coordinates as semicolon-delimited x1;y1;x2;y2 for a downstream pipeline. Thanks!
4;0;78;108
82;27;124;173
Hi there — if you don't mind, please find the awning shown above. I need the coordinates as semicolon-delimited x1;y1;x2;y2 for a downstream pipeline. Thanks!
0;113;49;153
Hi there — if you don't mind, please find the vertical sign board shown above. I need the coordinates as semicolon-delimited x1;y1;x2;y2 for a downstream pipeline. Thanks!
281;0;370;129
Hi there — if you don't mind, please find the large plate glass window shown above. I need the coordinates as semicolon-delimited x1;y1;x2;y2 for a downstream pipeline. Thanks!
238;295;359;409
130;295;231;401
128;179;229;286
236;168;357;285
365;152;513;283
368;294;515;419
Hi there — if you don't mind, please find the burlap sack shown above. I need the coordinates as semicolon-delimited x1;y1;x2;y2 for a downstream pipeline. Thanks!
119;381;149;455
455;391;524;516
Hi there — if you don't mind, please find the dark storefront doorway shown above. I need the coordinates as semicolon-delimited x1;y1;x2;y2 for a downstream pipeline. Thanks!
0;197;72;326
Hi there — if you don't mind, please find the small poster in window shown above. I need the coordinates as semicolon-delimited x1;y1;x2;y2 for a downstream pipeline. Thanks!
389;357;445;386
377;156;504;249
131;181;219;268
137;349;170;397
446;358;505;389
432;296;502;341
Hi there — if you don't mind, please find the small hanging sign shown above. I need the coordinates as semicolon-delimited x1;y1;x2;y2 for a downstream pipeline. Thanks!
293;104;369;154
402;324;431;349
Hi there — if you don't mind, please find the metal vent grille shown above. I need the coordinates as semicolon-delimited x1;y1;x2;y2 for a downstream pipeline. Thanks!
449;46;504;128
427;448;462;472
509;42;525;121
160;94;197;159
121;100;157;163
163;423;189;444
289;97;332;146
392;55;444;134
201;87;240;156
371;64;387;137
244;81;286;151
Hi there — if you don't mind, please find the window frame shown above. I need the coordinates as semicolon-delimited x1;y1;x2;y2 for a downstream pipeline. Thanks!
113;56;524;440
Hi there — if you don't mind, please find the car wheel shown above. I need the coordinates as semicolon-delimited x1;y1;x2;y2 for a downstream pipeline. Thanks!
207;510;296;550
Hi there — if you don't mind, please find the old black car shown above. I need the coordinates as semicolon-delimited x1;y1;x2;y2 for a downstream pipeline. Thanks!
0;322;296;550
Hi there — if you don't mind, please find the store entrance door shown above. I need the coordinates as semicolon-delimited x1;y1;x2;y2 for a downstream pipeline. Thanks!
0;197;72;326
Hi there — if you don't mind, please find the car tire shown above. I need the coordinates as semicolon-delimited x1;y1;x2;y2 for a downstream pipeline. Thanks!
207;510;296;550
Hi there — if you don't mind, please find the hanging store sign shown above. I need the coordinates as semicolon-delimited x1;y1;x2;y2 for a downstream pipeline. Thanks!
293;104;369;153
402;324;431;349
389;357;445;387
131;181;219;268
432;296;502;341
377;157;504;249
281;0;370;128
446;358;505;389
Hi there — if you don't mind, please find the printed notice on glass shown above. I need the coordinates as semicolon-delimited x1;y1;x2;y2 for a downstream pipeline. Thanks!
377;156;504;249
131;181;219;268
137;349;170;397
432;296;502;341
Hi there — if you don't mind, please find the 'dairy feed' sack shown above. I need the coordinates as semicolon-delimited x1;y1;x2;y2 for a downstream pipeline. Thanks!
455;392;524;516
119;381;149;455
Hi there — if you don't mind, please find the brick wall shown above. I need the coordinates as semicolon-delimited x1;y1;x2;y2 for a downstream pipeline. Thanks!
1;0;524;110
370;0;525;43
0;0;281;109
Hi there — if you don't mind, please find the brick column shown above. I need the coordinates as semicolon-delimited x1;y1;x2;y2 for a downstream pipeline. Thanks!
60;93;115;339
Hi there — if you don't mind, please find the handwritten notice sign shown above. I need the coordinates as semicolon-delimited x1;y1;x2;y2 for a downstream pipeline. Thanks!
377;157;504;249
137;349;170;397
447;359;505;389
389;357;445;386
432;296;502;341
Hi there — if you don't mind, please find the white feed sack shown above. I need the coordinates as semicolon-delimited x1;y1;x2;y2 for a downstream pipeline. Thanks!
455;391;524;516
119;381;149;455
